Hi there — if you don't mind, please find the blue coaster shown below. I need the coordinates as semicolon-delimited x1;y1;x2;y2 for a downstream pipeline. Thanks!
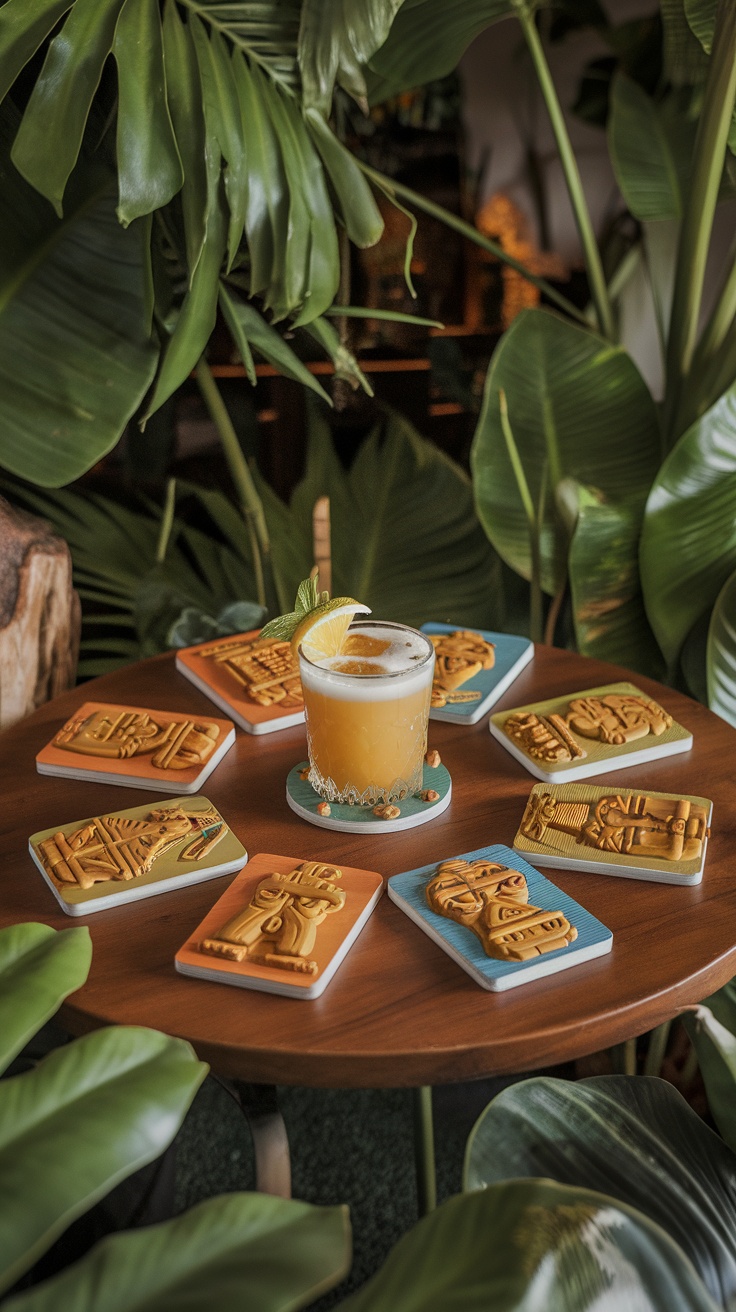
388;844;612;991
286;761;452;834
422;623;533;724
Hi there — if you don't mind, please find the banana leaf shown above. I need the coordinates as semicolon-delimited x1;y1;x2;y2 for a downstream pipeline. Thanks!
5;1195;350;1312
366;0;538;106
640;382;736;667
608;73;696;221
0;101;158;487
340;1179;720;1312
565;479;664;675
0;1027;207;1294
684;991;736;1155
707;566;736;726
464;1073;736;1309
470;307;660;598
0;923;91;1075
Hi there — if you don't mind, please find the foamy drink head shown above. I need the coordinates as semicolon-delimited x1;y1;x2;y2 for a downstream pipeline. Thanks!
298;622;434;701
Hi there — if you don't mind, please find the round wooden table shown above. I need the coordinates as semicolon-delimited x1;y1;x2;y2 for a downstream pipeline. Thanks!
3;644;735;1089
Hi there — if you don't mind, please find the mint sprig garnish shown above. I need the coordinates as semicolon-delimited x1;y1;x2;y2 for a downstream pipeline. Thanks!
259;574;330;643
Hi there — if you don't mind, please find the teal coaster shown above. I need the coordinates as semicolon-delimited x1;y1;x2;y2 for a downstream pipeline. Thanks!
286;761;452;834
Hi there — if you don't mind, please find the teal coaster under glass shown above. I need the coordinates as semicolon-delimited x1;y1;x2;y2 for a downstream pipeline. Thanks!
286;761;452;834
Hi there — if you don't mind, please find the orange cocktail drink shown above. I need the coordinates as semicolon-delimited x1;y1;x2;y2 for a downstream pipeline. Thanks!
298;621;435;805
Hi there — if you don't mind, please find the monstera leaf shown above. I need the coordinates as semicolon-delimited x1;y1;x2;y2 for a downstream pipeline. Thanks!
464;1074;736;1309
340;1180;719;1312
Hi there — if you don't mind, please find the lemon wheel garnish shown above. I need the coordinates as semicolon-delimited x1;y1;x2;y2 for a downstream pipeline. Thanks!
259;574;371;660
291;600;371;661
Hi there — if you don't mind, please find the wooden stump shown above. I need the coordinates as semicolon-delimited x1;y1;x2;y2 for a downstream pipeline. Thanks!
0;495;81;729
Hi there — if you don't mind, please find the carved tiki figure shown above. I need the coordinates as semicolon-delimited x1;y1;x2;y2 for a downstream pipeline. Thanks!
200;861;347;975
38;806;227;889
200;636;303;708
430;631;495;708
503;691;673;764
53;708;219;769
520;790;709;863
425;858;577;962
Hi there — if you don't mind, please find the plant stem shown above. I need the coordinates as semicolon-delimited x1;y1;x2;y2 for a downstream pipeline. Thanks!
519;12;614;341
691;228;736;371
355;160;589;327
194;357;271;610
664;0;736;444
156;477;177;565
499;388;543;644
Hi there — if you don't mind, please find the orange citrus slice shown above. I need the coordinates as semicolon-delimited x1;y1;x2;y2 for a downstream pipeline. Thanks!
291;599;371;661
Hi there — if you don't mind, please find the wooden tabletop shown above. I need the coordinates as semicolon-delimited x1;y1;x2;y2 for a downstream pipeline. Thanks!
2;646;735;1088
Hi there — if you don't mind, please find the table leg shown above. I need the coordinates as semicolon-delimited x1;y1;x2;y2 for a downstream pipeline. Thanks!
412;1085;437;1217
234;1082;291;1199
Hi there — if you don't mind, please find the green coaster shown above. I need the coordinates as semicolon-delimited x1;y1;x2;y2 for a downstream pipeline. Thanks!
286;761;452;834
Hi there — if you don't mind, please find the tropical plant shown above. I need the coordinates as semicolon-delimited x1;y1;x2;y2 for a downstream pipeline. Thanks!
2;404;502;674
459;993;736;1312
0;921;350;1309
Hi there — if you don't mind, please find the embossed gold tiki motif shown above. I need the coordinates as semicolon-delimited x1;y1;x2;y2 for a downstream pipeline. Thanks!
520;790;709;863
53;708;220;769
199;635;303;708
566;694;671;745
426;858;577;961
38;806;227;890
200;861;346;974
430;630;495;708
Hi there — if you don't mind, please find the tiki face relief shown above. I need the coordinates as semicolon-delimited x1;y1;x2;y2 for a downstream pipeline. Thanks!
426;857;577;962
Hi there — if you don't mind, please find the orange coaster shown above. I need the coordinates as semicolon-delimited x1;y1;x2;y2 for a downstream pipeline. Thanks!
176;630;304;734
176;853;383;999
36;702;236;794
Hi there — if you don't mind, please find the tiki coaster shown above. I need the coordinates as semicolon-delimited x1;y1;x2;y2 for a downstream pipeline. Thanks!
36;702;236;793
29;796;247;916
489;681;692;782
422;623;533;724
176;629;304;735
388;844;612;992
513;782;713;885
176;852;383;999
285;760;452;833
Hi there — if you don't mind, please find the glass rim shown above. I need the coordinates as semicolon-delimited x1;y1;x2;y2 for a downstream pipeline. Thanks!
298;619;435;680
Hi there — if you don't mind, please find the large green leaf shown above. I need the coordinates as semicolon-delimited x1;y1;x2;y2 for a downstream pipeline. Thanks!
661;0;709;85
464;1074;736;1309
0;0;75;106
471;308;660;595
366;0;534;105
608;74;696;221
565;480;664;675
5;1194;350;1312
305;108;384;249
190;16;248;269
640;382;736;666
684;990;736;1154
707;566;736;726
10;0;126;215
0;108;158;486
113;0;183;226
284;404;502;627
298;0;404;113
0;1027;207;1294
219;284;331;402
0;924;91;1076
341;1180;720;1312
162;0;208;279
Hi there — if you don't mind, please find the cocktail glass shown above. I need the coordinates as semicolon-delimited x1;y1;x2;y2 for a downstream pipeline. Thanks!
298;620;435;805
